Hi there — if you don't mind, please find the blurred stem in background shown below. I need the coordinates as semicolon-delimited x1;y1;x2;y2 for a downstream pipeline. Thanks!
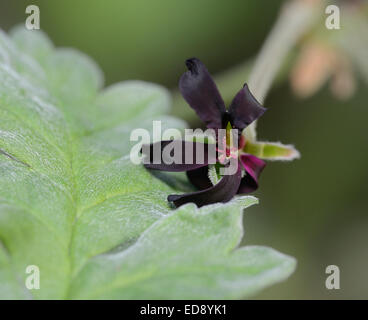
245;0;319;141
171;0;320;127
337;4;368;84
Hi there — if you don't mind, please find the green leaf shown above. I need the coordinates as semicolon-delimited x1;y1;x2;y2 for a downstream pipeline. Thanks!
0;26;296;299
69;197;296;299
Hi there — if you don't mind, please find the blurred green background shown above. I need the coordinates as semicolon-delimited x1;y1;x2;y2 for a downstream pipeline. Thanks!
1;0;367;299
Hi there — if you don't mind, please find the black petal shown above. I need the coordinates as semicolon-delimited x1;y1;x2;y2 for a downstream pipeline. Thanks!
179;58;226;129
142;140;217;172
186;166;212;190
228;84;266;131
168;167;242;207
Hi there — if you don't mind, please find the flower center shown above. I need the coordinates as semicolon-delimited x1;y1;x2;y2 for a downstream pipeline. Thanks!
216;122;243;164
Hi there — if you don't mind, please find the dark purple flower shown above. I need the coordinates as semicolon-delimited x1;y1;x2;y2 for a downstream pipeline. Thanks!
143;58;267;207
